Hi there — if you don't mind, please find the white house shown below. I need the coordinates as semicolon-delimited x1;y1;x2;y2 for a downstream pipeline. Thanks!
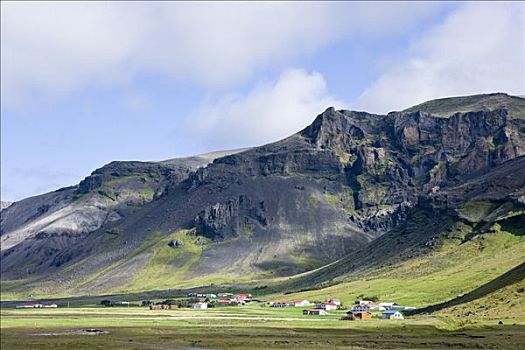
382;311;404;319
192;302;208;309
327;298;341;306
293;300;310;307
316;302;337;311
378;302;397;309
205;293;217;299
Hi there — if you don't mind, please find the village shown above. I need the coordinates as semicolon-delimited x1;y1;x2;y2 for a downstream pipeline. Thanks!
268;297;414;320
14;292;414;321
128;292;414;321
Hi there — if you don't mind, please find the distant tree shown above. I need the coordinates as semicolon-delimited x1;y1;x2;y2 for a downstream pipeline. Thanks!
100;300;113;307
363;295;380;302
141;300;153;307
178;298;200;308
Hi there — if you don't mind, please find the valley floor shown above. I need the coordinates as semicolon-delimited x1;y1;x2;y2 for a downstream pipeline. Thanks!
1;306;524;350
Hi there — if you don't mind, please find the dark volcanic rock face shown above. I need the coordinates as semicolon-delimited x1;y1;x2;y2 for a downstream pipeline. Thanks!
1;93;524;295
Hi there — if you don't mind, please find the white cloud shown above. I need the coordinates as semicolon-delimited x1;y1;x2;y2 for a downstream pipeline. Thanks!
186;69;345;149
354;2;525;113
1;2;444;107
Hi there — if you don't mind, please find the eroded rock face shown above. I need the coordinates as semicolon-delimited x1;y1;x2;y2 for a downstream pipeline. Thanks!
194;195;268;240
185;99;524;246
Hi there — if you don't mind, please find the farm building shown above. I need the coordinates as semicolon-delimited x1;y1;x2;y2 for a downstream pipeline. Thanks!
382;311;404;319
16;303;43;309
150;304;178;310
367;303;387;311
378;302;397;309
352;304;371;312
234;294;252;303
192;302;208;309
187;293;206;297
303;309;327;315
293;300;310;307
218;293;234;298
327;298;341;305
315;302;337;311
271;302;292;308
346;311;373;320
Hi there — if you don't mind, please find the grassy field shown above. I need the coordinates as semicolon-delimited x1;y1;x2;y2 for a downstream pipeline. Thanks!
2;226;523;349
2;305;524;350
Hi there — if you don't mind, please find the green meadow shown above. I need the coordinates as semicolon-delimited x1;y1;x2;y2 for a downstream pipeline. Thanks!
2;228;524;349
1;305;524;350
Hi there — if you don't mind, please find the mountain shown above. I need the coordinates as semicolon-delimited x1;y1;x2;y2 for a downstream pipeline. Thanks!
1;92;524;299
0;201;12;211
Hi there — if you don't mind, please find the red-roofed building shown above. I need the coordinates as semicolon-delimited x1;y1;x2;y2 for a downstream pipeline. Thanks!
234;294;252;303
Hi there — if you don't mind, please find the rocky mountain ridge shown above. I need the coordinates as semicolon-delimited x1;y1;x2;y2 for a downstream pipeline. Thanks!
1;92;524;297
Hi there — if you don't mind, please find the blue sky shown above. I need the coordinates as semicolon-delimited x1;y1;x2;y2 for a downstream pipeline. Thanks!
1;2;524;201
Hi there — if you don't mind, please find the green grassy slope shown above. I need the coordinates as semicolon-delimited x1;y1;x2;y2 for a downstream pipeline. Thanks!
264;229;525;308
415;261;525;316
434;278;525;321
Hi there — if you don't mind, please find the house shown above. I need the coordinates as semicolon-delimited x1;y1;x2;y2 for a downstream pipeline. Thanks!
43;304;58;308
150;304;178;310
114;301;129;306
16;304;42;309
303;309;327;315
352;304;371;312
327;298;341;306
378;302;397;309
382;310;404;319
368;303;386;311
367;303;381;310
390;305;414;311
205;293;217;299
293;300;310;307
315;302;337;311
192;302;208;309
355;300;374;306
218;293;234;298
347;311;372;320
234;294;252;303
188;293;206;297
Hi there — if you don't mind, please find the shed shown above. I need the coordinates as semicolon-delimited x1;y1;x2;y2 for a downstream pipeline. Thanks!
303;309;327;315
